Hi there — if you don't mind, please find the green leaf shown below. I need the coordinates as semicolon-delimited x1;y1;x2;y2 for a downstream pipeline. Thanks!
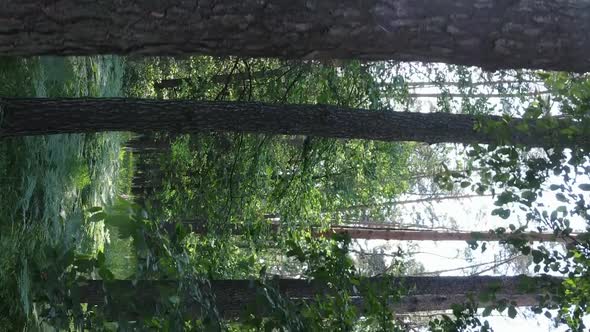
476;185;488;195
97;251;105;266
557;205;568;213
507;305;517;318
492;208;511;219
87;206;103;213
555;193;567;202
578;184;590;191
99;266;114;280
74;255;97;273
482;306;493;317
104;214;138;239
88;212;107;223
532;250;544;264
169;295;181;305
495;191;514;206
466;239;479;250
520;190;536;202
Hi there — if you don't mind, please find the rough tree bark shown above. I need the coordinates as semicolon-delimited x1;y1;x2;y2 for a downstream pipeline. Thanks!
1;1;589;72
1;98;586;148
76;275;561;319
322;226;578;242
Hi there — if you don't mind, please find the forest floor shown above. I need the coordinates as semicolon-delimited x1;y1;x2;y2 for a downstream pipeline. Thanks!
0;56;135;326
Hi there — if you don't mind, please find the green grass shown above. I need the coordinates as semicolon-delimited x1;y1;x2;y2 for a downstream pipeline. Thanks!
0;55;133;329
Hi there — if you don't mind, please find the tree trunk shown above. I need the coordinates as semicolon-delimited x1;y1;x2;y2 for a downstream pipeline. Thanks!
2;1;590;72
323;226;578;243
408;167;486;182
407;92;551;99
335;194;493;212
211;68;290;83
405;80;543;88
75;275;561;319
153;68;292;90
1;98;585;148
173;220;578;243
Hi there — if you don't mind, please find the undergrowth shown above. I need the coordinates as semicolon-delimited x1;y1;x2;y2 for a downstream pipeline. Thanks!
0;55;130;329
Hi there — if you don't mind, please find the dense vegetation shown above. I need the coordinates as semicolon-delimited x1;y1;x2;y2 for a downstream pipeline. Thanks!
1;29;590;332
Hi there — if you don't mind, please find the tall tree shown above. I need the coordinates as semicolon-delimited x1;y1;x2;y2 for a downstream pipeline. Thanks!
1;98;586;148
334;193;492;212
407;91;551;99
2;1;589;72
77;275;561;319
405;80;543;89
153;68;293;89
173;220;578;242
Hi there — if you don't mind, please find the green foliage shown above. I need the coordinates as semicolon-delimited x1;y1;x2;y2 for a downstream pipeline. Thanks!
428;303;491;332
449;72;590;330
0;56;127;329
237;233;406;331
126;57;414;287
4;53;590;331
30;199;410;331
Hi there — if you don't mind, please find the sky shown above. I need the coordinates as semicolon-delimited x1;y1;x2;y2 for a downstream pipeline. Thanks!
354;173;590;331
351;65;590;330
